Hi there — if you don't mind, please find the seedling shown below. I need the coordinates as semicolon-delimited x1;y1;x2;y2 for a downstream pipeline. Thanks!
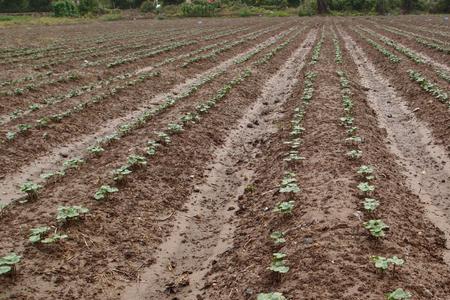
63;158;84;169
346;136;362;144
57;206;89;223
94;185;119;200
371;256;404;272
340;116;354;126
6;131;16;141
357;182;375;193
113;165;132;182
273;201;295;214
0;253;21;275
17;124;32;133
357;165;375;180
29;226;51;243
257;292;287;300
167;123;183;133
20;181;42;199
87;145;104;155
146;140;160;156
29;227;67;244
127;154;147;167
362;198;379;212
156;131;171;144
364;219;389;237
386;288;411;300
347;150;362;159
279;173;300;193
270;231;286;245
268;252;289;274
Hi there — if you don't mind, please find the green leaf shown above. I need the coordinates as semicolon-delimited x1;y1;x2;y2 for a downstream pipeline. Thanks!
0;253;21;265
386;288;411;300
270;231;286;245
0;266;12;275
257;292;286;300
362;198;379;212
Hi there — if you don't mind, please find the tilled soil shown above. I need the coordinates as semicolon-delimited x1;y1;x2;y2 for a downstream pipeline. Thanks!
1;16;449;300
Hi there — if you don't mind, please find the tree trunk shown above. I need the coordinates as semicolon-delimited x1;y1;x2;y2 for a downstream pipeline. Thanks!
317;0;328;14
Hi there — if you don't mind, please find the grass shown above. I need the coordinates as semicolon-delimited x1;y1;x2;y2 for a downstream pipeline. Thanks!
0;13;122;27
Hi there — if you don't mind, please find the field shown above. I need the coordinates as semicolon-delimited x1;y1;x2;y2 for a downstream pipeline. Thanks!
0;15;449;300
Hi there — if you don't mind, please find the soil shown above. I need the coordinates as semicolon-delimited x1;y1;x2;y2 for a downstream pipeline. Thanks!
0;16;449;300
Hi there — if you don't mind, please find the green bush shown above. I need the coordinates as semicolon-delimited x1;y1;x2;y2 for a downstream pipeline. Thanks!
79;0;99;15
140;0;154;12
298;0;316;15
180;0;218;17
52;0;78;16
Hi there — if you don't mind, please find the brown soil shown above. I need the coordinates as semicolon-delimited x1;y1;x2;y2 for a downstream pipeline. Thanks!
1;16;449;300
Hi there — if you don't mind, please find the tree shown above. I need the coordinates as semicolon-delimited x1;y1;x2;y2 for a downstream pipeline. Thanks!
317;0;328;13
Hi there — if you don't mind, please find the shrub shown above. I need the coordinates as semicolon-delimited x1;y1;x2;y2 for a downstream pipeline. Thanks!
52;0;78;16
180;0;218;17
79;0;99;15
298;0;316;15
140;0;154;12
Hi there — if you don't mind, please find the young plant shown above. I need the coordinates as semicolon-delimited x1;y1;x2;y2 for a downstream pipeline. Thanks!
0;253;21;275
257;292;287;300
6;131;16;141
94;185;119;200
113;165;132;182
29;226;67;244
268;252;289;274
17;124;32;133
357;182;375;193
371;256;404;272
63;158;84;169
273;201;295;214
364;219;389;237
20;181;42;200
386;288;411;300
127;154;147;167
279;173;300;193
362;198;379;212
146;140;160;156
347;149;362;159
167;123;183;133
270;231;286;245
56;206;89;223
357;165;375;180
87;145;104;156
156;131;171;144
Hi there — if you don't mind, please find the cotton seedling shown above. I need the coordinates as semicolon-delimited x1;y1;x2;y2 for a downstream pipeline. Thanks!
6;131;16;141
345;136;362;144
0;253;21;275
357;165;375;180
279;173;300;193
94;185;119;200
257;292;287;300
347;150;362;159
156;131;171;144
357;182;375;194
20;181;42;200
29;226;68;244
113;165;132;182
362;198;379;212
56;206;89;223
364;219;389;237
87;145;104;155
167;123;183;133
63;158;84;170
127;154;147;167
371;256;404;273
146;140;160;156
273;201;295;214
386;288;411;300
268;252;289;274
17;124;32;133
270;231;286;245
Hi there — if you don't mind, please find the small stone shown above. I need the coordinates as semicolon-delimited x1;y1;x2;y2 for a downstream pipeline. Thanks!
193;187;200;193
387;113;393;118
246;123;254;128
244;288;254;296
303;237;313;245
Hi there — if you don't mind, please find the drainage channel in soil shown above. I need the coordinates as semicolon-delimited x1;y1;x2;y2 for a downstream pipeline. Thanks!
120;29;317;300
0;30;292;207
340;28;450;265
